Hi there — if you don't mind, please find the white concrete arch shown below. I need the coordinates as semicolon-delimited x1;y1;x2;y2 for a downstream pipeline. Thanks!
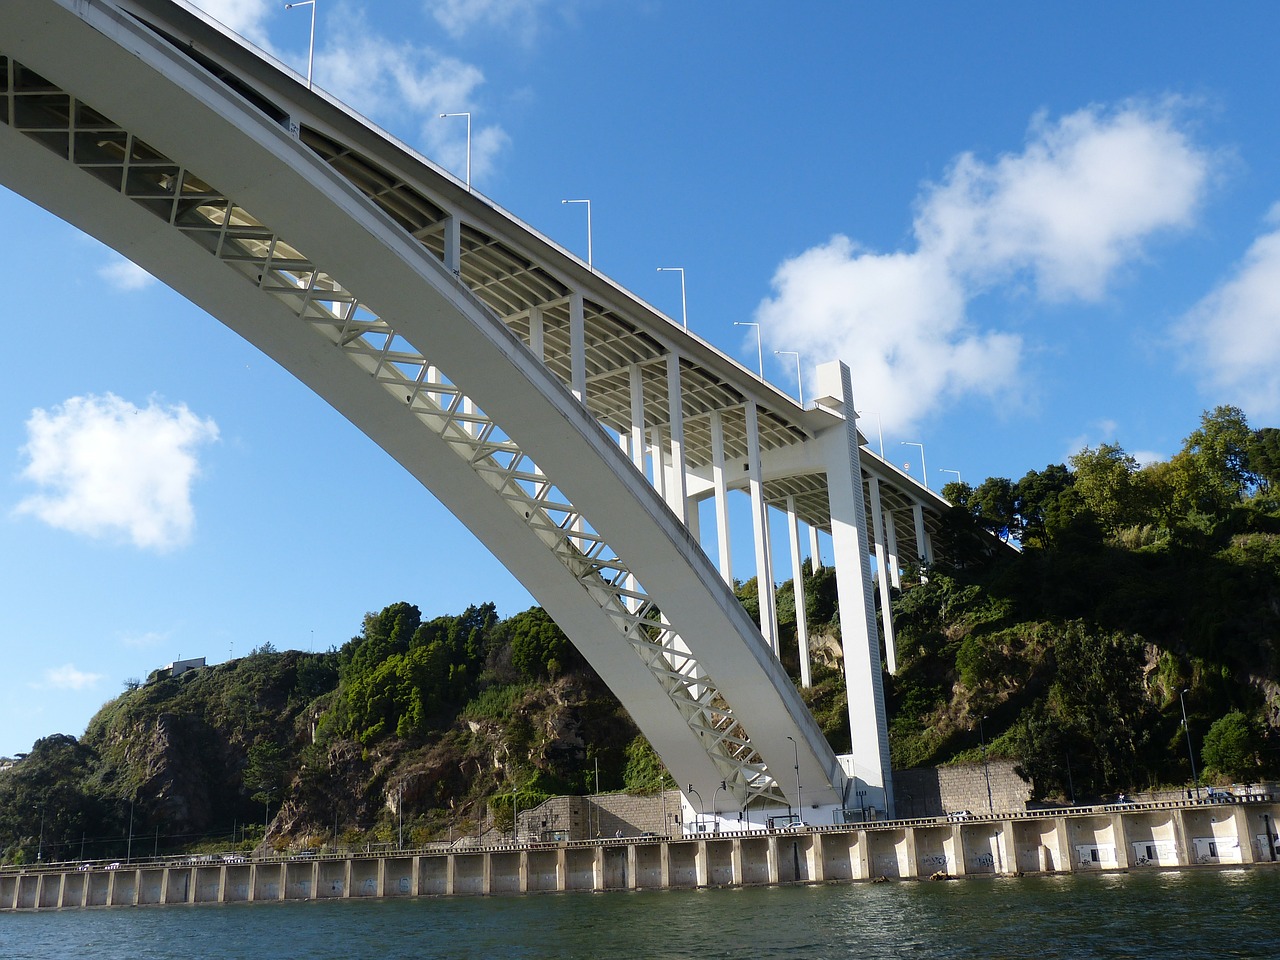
2;0;972;825
0;0;863;818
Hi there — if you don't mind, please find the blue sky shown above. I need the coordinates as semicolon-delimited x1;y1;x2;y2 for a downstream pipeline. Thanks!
4;0;1280;756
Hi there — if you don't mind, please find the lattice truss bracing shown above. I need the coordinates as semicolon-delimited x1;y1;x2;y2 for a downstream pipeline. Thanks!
0;53;785;805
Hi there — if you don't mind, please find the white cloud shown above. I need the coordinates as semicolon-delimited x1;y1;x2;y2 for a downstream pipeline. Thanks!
191;0;275;46
316;24;509;184
98;256;154;292
920;102;1210;300
422;0;554;44
756;101;1212;433
1177;204;1280;418
32;664;104;691
194;4;511;185
14;393;220;551
120;630;170;650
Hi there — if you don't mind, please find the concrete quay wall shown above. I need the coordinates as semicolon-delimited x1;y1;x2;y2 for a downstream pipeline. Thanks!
5;799;1278;911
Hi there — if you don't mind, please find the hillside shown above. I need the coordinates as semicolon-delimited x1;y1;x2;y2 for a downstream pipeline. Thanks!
2;405;1278;863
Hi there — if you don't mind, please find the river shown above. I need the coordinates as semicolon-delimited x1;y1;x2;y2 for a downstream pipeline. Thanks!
2;868;1276;959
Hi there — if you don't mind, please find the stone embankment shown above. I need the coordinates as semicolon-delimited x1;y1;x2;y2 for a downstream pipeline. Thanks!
4;795;1277;910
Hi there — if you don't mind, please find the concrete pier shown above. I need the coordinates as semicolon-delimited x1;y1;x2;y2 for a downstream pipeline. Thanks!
5;797;1277;911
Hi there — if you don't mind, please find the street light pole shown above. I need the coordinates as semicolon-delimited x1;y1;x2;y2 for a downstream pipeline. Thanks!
733;321;763;378
438;112;472;188
901;441;929;489
687;785;704;833
940;468;962;487
774;350;804;407
561;199;592;268
1180;688;1200;798
856;411;885;459
786;735;802;820
656;267;687;329
283;2;317;90
37;809;44;863
711;780;727;835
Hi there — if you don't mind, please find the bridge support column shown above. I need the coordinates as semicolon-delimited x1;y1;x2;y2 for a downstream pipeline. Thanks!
817;361;893;815
868;476;898;675
569;290;587;401
912;502;933;572
785;495;813;687
443;214;460;275
709;409;733;584
745;400;779;654
1111;814;1131;869
665;352;688;523
950;825;967;876
1233;806;1256;863
527;304;544;361
884;509;902;590
810;524;822;575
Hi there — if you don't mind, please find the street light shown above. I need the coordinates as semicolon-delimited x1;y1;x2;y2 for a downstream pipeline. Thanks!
940;468;962;487
856;410;885;459
283;2;317;90
687;784;705;833
711;780;727;835
785;735;802;821
438;112;472;189
561;199;592;268
733;321;763;378
37;808;44;863
1179;688;1200;799
774;351;803;407
656;267;687;329
979;716;993;815
901;441;928;489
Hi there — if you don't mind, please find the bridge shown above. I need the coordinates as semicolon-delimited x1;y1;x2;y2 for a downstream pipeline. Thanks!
0;0;951;826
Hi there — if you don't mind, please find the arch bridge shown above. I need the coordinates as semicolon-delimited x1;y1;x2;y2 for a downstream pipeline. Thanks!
0;0;952;826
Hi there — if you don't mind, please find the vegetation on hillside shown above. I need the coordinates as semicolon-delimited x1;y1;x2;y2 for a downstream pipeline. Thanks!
2;405;1277;863
889;406;1280;799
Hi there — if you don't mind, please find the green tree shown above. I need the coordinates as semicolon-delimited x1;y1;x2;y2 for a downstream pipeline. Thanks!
1248;427;1280;488
1070;443;1149;534
243;740;286;827
1201;710;1259;780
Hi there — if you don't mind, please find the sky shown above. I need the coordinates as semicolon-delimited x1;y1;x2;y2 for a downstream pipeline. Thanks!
4;0;1280;756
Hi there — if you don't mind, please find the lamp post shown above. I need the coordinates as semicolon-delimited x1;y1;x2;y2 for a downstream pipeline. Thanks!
733;321;763;378
711;780;727;835
561;199;592;268
438;112;472;189
940;468;962;487
126;798;135;863
656;267;687;329
687;784;704;833
397;784;404;850
901;441;928;489
1179;688;1200;799
283;1;317;90
785;735;802;821
774;351;803;407
856;410;885;459
37;808;44;863
979;716;993;815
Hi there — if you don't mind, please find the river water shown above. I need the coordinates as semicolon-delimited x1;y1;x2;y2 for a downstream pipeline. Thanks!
3;869;1277;959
